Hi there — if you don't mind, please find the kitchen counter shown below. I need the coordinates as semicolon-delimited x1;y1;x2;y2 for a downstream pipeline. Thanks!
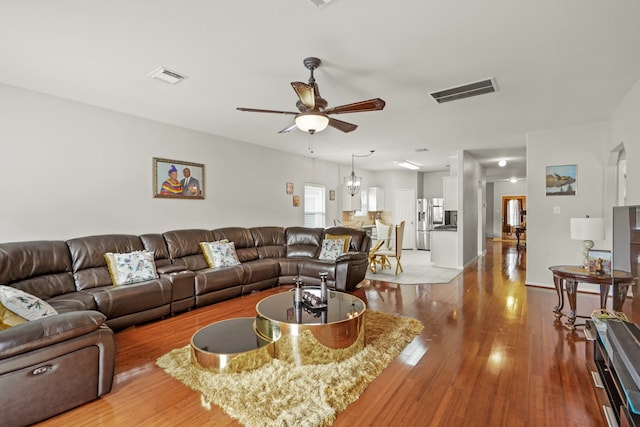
431;229;460;269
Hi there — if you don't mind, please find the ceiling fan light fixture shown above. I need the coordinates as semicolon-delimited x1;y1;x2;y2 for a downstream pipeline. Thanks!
294;112;329;134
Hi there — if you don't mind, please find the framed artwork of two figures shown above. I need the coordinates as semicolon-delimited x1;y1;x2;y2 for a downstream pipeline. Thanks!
153;157;204;199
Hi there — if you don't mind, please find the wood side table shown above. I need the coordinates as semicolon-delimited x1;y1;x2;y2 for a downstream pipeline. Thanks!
549;265;637;330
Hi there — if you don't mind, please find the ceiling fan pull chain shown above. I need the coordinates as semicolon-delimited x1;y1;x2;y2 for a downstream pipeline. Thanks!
308;133;314;154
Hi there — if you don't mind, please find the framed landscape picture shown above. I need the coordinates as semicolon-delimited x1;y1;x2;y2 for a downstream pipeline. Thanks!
545;164;577;196
153;157;205;199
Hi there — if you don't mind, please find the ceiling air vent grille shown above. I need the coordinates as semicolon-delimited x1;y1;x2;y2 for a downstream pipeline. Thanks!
430;78;497;104
148;67;187;85
309;0;339;8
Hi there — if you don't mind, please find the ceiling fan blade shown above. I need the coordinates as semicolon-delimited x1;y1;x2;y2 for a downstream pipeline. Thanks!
236;107;298;115
291;82;315;109
328;118;358;133
324;98;386;115
278;123;297;134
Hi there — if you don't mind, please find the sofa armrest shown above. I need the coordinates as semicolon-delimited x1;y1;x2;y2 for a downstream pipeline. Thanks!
0;310;107;360
335;251;367;263
156;264;187;274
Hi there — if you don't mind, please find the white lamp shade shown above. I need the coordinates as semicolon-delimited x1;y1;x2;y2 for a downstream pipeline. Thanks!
570;217;605;241
294;113;329;133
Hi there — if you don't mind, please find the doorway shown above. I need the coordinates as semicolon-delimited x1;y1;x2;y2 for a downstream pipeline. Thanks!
501;195;526;240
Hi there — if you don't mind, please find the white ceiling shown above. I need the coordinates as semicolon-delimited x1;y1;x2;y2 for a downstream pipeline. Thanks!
2;1;640;182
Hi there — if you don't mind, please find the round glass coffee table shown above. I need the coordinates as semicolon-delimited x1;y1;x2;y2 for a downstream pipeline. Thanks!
190;317;275;372
255;289;366;365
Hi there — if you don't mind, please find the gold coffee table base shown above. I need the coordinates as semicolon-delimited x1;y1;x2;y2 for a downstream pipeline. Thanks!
190;317;275;372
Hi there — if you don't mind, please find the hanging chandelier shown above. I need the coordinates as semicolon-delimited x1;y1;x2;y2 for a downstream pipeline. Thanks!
344;151;375;197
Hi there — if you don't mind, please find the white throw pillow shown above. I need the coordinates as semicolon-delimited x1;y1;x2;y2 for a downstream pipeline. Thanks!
318;238;345;261
200;240;241;268
104;250;159;286
0;285;58;321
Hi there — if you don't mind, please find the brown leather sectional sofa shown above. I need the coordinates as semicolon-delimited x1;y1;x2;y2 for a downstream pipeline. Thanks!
0;225;370;426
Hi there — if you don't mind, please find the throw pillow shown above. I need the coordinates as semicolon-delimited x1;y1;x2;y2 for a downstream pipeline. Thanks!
0;285;58;330
104;250;159;286
325;233;353;252
200;240;241;268
0;302;28;331
318;238;345;261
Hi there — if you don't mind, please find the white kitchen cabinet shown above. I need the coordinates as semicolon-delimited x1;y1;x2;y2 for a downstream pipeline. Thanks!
443;176;458;211
342;186;362;211
367;187;385;211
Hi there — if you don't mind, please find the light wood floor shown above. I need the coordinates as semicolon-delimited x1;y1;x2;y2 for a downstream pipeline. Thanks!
38;240;636;426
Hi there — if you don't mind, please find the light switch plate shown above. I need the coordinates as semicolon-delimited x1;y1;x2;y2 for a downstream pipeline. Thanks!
554;206;561;214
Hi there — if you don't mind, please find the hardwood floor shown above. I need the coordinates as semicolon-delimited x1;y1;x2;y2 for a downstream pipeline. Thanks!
38;240;635;426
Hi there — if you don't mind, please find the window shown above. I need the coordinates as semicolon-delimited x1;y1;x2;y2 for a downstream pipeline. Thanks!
304;184;326;227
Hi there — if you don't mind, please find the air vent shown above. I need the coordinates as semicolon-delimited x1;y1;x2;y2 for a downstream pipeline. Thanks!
430;78;497;104
148;67;187;85
309;0;339;8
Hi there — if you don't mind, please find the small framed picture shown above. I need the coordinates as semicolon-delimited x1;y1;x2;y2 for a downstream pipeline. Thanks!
588;249;611;275
286;182;294;195
293;195;300;207
545;164;577;196
329;190;336;201
153;157;204;199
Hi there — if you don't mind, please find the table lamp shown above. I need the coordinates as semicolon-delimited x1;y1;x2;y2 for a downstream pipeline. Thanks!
570;216;605;269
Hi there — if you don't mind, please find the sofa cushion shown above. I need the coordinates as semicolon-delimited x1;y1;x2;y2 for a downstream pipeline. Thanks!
104;251;159;285
251;227;287;259
200;240;241;268
163;229;213;270
318;239;345;261
212;227;259;262
285;227;323;258
67;234;145;290
0;240;76;299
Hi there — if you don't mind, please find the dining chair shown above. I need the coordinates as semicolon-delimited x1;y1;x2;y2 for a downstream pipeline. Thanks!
367;239;385;273
371;221;405;275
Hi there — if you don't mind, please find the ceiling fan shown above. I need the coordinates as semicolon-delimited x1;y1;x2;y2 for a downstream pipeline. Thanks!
237;57;386;134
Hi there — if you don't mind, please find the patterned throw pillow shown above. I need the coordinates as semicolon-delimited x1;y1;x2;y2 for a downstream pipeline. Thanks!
0;285;58;330
104;251;159;286
318;238;345;261
325;233;353;252
200;240;241;268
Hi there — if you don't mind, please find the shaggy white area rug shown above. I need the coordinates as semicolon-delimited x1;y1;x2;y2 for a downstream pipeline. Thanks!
156;310;423;427
365;249;462;285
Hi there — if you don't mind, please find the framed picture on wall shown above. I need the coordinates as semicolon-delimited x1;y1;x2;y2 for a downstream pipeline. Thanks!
329;190;336;201
153;157;204;199
588;249;611;275
286;182;294;195
545;164;577;196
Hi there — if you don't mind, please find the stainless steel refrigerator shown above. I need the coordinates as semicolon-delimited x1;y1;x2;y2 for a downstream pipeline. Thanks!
417;198;443;250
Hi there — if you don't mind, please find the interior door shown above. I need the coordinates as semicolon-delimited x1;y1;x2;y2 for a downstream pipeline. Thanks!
394;188;417;249
501;195;526;240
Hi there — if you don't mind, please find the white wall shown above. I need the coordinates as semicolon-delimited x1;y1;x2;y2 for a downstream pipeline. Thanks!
610;79;640;206
421;171;448;199
491;180;527;238
0;83;343;242
525;121;609;288
460;151;483;266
